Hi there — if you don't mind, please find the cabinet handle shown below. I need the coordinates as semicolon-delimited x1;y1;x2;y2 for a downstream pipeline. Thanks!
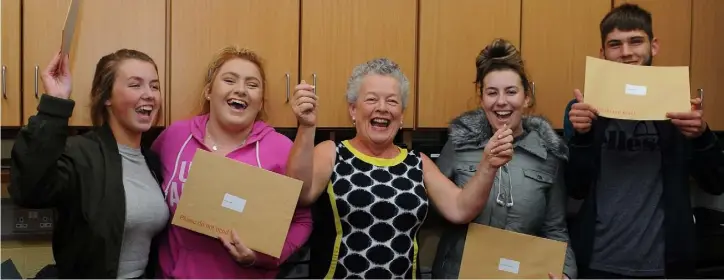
285;73;291;103
2;65;6;99
312;73;317;94
34;65;39;99
697;88;704;109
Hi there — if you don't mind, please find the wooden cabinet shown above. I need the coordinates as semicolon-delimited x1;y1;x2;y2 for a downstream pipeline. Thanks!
691;0;724;130
169;0;300;127
1;0;22;126
300;0;417;128
521;0;611;129
614;0;692;67
417;0;522;128
22;0;167;126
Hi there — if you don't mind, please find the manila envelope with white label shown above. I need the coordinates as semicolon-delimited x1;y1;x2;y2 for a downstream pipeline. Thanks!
583;56;691;120
459;223;567;279
171;149;303;258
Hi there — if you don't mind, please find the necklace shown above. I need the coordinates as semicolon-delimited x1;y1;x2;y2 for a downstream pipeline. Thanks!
206;128;247;151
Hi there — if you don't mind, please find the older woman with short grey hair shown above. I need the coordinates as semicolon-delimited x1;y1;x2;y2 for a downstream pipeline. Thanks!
285;58;515;278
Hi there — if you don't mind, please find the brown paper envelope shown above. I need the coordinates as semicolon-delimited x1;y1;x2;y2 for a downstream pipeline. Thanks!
61;0;82;55
171;148;303;258
583;56;691;120
459;224;567;279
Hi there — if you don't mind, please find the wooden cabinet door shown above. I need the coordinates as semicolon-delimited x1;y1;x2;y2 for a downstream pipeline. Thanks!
301;0;417;128
1;0;21;126
615;0;692;67
23;0;167;126
169;0;300;127
417;0;522;128
521;0;611;129
691;0;724;130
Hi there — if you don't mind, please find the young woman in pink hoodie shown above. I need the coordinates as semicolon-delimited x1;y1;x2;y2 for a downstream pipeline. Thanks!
151;47;312;278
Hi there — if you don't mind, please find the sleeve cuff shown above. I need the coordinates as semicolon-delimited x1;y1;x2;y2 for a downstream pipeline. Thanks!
37;94;75;119
692;125;718;151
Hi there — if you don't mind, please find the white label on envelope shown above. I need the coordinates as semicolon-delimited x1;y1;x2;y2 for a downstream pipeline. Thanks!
221;193;247;213
625;84;647;96
498;258;520;274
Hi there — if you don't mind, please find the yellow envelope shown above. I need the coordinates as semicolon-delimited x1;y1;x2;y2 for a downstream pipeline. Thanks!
459;223;567;279
171;149;303;258
583;56;691;120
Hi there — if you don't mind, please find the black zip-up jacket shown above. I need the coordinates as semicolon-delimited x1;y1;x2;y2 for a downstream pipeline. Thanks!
566;117;724;278
9;94;166;278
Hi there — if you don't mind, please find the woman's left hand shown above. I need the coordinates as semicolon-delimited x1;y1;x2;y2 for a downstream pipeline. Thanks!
548;272;570;279
219;229;257;266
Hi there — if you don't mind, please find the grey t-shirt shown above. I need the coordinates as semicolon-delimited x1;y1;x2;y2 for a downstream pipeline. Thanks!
116;145;170;279
589;120;665;276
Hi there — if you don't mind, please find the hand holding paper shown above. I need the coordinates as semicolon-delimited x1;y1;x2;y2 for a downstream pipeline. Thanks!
220;229;257;266
568;89;598;134
41;52;72;99
666;97;708;138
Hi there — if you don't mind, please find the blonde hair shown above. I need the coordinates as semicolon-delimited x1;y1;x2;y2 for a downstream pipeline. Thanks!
198;46;267;120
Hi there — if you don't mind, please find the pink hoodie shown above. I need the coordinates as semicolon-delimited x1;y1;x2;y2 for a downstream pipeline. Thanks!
151;114;312;279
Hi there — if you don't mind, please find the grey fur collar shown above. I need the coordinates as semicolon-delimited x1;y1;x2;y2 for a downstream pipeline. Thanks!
448;109;568;161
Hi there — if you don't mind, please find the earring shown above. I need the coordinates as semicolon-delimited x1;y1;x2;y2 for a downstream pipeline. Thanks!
400;122;403;130
352;118;356;126
206;96;210;100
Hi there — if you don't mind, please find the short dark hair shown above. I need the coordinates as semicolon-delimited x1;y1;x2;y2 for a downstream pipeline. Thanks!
599;3;654;47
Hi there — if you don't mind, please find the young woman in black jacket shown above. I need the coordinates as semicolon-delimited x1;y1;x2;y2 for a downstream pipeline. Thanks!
10;49;169;278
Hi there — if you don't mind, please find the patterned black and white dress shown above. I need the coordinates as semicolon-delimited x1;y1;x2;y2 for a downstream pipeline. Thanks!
308;140;429;279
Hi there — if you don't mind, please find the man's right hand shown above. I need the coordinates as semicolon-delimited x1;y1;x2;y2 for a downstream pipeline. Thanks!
568;89;598;134
41;51;72;99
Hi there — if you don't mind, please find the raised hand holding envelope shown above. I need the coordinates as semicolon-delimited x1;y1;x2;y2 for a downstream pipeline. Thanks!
582;56;690;120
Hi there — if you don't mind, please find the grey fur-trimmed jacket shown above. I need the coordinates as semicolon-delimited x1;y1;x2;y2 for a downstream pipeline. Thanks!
430;109;577;278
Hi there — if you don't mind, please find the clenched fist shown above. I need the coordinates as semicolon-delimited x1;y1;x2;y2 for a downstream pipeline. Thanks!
291;80;318;127
482;124;514;169
568;89;598;134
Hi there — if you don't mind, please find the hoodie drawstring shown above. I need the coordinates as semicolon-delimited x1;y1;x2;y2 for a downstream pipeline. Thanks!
495;163;513;208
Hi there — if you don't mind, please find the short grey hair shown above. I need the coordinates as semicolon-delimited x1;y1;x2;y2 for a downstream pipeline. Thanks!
345;58;410;109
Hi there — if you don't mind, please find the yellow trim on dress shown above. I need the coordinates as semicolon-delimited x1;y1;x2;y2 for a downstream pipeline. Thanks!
412;236;419;279
324;181;343;279
342;140;407;167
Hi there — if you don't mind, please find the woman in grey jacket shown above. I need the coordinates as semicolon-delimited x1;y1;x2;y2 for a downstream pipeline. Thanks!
431;38;576;279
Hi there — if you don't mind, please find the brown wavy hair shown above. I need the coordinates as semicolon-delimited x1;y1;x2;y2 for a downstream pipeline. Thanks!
89;49;160;126
474;38;535;108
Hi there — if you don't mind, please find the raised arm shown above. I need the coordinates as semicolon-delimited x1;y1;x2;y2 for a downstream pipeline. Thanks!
10;52;76;208
423;125;514;224
286;127;336;207
565;90;599;199
286;81;335;206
